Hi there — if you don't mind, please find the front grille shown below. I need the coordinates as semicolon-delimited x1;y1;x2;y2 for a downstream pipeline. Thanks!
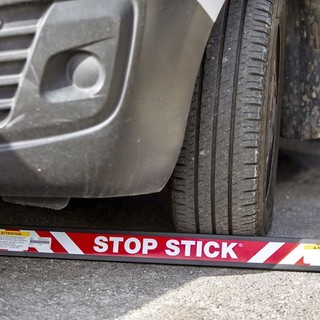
0;2;49;123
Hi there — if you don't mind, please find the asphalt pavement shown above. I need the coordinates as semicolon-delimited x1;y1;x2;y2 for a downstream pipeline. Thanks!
0;141;320;319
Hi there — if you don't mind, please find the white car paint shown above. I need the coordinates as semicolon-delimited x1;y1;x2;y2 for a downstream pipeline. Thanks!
197;0;226;21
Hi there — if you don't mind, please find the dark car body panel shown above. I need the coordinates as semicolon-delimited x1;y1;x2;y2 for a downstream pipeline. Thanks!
0;0;220;198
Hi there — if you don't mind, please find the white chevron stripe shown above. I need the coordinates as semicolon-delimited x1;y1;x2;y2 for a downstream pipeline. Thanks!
278;244;305;265
247;242;285;264
51;232;84;255
197;0;225;22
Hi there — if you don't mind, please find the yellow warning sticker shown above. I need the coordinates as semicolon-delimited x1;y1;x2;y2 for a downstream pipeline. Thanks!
0;230;30;237
0;230;31;252
304;244;320;250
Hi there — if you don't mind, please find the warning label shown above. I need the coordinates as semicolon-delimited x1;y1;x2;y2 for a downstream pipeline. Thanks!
303;244;320;266
0;230;31;252
30;237;52;251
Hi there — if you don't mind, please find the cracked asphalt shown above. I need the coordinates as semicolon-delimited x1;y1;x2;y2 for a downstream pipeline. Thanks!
0;140;320;320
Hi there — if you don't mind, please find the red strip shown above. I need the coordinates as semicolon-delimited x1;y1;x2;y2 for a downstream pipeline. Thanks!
36;231;68;254
264;243;299;265
67;232;268;263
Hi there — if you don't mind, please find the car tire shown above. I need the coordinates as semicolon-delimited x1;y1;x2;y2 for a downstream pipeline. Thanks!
170;0;286;235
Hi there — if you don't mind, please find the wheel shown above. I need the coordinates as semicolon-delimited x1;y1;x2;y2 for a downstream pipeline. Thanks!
170;0;286;236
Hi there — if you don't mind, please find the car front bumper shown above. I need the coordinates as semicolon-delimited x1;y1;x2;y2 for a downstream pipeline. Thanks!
0;0;223;198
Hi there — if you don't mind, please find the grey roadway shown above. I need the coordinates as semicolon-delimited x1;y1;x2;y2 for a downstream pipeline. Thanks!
0;140;320;319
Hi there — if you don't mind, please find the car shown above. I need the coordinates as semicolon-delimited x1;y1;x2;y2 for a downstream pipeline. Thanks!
0;0;317;236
